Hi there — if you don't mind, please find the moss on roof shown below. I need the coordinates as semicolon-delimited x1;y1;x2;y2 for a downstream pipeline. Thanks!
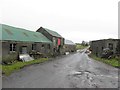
0;24;52;43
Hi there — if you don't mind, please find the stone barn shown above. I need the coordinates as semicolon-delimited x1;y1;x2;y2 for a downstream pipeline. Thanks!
0;24;52;60
36;27;64;55
64;39;76;53
90;39;120;57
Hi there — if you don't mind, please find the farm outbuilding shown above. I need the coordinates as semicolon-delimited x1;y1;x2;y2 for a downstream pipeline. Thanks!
64;39;76;53
90;39;120;57
36;27;64;55
0;24;52;60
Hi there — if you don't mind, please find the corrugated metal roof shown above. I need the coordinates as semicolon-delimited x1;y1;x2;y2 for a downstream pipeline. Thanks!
43;27;63;38
0;24;52;43
65;39;76;45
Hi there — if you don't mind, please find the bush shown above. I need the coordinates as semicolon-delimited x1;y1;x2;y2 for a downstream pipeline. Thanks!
46;53;55;58
101;48;113;59
29;51;42;59
2;52;18;65
29;51;51;59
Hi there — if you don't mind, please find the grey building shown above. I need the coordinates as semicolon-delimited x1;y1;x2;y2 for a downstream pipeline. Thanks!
90;39;120;57
0;24;52;59
64;39;76;52
36;27;64;55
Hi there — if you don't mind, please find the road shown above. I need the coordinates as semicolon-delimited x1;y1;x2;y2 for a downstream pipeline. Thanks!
2;50;118;88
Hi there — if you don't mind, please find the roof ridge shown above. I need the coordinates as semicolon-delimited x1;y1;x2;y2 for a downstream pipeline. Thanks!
42;27;62;38
44;27;59;33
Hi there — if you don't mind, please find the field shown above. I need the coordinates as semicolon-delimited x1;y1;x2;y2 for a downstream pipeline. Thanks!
76;44;88;50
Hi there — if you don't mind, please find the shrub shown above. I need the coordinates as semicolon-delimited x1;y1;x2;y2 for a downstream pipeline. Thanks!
101;48;113;59
29;51;55;59
46;53;55;58
29;51;49;59
2;52;18;65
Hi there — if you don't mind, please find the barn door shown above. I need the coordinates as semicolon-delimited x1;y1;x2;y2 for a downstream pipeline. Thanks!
22;46;27;54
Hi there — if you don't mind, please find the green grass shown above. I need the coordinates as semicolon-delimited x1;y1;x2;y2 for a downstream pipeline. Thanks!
89;54;120;68
2;58;49;76
76;44;88;50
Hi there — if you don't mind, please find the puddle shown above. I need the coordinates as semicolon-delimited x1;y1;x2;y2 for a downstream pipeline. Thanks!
73;71;83;76
69;70;96;80
70;70;93;76
70;71;83;76
84;70;96;75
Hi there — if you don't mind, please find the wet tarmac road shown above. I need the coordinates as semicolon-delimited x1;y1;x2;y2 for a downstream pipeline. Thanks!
2;50;118;88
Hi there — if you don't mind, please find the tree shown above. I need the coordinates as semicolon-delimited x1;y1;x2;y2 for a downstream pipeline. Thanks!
81;41;85;46
81;41;89;46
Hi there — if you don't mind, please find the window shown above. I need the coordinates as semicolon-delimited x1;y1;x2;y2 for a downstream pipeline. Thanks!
21;46;27;54
53;37;56;46
42;44;44;48
10;43;16;51
32;44;36;50
108;43;113;50
102;47;104;50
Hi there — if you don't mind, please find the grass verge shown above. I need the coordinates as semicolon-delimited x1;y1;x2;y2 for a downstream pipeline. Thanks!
2;58;49;76
89;54;120;68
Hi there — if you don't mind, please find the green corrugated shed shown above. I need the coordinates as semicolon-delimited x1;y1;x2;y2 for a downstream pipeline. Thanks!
43;28;63;38
0;24;52;43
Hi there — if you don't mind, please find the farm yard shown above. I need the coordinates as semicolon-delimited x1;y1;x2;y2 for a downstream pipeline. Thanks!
0;0;119;89
0;24;119;89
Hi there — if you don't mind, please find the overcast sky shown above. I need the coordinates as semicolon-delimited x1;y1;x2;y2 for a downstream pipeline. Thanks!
0;0;119;43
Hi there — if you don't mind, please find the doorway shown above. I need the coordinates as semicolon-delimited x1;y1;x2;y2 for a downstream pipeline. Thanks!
21;46;27;54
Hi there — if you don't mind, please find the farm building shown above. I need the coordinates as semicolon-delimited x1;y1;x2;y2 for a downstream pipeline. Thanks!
0;24;52;60
36;27;64;55
90;39;120;57
64;39;76;53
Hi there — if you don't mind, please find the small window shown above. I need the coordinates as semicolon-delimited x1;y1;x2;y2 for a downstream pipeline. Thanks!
53;37;56;46
10;43;16;51
42;44;44;48
102;47;104;50
32;44;36;50
108;43;113;50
